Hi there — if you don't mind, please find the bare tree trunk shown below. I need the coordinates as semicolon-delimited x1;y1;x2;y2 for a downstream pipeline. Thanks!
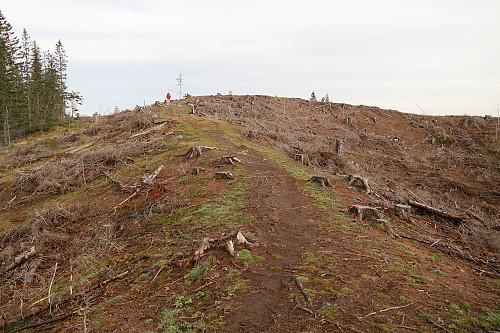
5;106;11;147
335;139;343;156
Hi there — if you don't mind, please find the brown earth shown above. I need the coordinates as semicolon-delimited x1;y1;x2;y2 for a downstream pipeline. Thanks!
0;96;499;333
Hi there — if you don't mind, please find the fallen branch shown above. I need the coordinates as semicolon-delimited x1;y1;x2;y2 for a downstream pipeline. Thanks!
293;276;316;317
141;165;164;185
1;246;37;275
112;191;139;215
9;271;129;326
48;262;58;315
293;295;314;315
129;124;169;138
363;302;414;318
9;311;75;333
104;171;128;192
65;142;94;155
408;200;463;224
192;281;215;293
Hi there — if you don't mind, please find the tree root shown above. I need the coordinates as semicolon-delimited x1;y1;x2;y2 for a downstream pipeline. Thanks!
153;229;257;281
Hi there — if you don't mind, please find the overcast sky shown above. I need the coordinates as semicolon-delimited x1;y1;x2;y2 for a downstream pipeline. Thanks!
2;0;499;116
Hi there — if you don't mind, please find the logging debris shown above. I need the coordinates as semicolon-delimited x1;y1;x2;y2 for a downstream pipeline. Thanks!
408;200;463;224
1;246;37;275
141;165;164;185
103;171;128;192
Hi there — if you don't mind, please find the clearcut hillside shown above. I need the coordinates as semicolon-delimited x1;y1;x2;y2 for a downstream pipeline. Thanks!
0;95;499;333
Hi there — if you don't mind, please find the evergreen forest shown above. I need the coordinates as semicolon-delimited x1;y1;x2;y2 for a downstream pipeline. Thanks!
0;10;81;146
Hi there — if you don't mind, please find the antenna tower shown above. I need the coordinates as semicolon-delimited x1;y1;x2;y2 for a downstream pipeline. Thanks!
176;74;183;99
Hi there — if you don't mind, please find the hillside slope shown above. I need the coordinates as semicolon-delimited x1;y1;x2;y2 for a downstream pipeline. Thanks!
0;96;499;332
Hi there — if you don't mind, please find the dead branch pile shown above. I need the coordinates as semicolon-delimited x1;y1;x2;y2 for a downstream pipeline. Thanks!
12;137;168;197
0;208;77;263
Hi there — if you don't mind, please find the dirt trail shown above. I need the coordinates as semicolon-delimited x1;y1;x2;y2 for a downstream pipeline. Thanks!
219;147;321;332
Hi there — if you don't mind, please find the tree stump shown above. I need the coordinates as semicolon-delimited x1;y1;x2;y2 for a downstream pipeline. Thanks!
220;156;241;166
375;219;396;238
348;205;381;222
184;146;218;160
192;167;206;175
215;171;234;180
394;204;412;223
247;131;261;139
348;175;371;193
307;176;330;187
294;154;311;166
335;139;343;156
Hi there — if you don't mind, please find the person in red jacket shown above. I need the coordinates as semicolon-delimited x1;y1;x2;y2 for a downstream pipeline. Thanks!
166;92;171;105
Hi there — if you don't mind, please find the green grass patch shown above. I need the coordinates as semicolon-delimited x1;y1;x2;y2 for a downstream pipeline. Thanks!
235;249;253;262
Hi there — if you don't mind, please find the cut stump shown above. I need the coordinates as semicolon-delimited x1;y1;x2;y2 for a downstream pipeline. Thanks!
335;139;343;156
308;176;330;187
220;156;241;166
184;146;218;160
215;171;234;180
376;219;396;238
348;175;371;193
192;167;206;175
349;205;382;222
294;154;311;166
394;204;412;223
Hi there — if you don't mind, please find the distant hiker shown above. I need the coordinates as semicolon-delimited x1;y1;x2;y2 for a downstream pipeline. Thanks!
166;92;171;105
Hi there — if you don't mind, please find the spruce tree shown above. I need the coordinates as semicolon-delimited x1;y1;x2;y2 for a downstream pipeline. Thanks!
0;11;21;145
0;11;79;144
20;28;32;131
30;41;43;131
54;40;67;118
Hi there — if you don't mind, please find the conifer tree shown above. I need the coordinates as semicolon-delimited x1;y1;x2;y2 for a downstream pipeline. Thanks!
54;40;67;118
0;11;80;144
0;10;21;145
30;41;43;131
20;28;32;131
